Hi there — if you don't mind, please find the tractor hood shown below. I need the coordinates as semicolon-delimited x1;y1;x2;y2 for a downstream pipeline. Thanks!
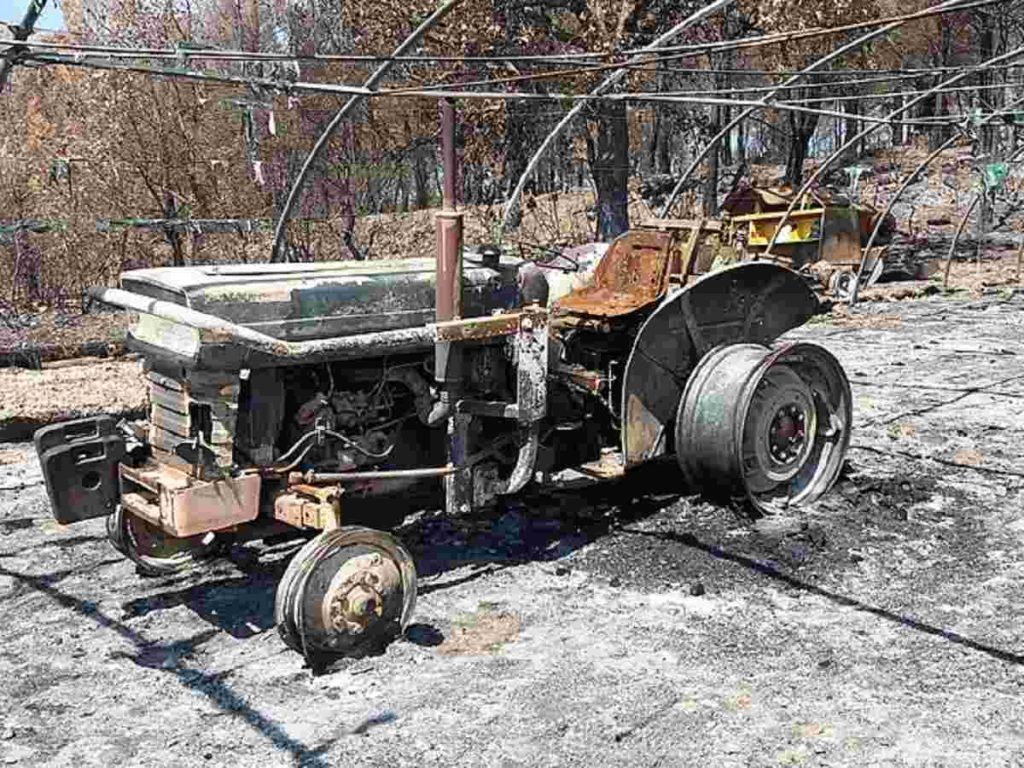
120;251;523;342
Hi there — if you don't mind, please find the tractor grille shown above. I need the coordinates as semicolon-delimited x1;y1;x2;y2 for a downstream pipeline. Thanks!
147;369;239;467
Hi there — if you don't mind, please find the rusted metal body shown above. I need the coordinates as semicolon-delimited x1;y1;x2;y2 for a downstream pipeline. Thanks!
273;484;341;530
37;89;855;663
120;461;261;537
40;215;854;660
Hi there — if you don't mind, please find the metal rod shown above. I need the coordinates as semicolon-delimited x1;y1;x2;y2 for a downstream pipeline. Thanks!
657;0;976;219
269;0;460;262
441;97;457;210
944;196;981;289
500;0;735;234
294;466;456;483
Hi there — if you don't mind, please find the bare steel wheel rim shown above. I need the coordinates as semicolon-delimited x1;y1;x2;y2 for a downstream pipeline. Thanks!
742;345;851;511
742;365;818;493
675;342;852;514
109;505;215;576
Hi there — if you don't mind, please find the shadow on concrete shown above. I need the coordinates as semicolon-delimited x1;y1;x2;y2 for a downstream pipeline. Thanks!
621;526;1024;666
0;561;333;767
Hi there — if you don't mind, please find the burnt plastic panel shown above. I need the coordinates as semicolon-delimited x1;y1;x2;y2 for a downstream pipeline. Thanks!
35;416;125;524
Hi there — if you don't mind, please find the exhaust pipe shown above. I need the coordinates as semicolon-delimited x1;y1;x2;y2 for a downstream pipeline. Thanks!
430;97;464;425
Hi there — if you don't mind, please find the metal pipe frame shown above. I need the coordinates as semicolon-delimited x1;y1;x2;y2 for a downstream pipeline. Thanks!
656;0;978;219
269;0;460;262
763;43;1024;270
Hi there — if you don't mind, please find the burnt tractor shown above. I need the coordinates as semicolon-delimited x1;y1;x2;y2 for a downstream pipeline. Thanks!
34;221;852;663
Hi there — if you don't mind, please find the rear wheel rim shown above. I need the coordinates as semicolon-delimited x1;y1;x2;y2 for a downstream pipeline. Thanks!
675;342;851;514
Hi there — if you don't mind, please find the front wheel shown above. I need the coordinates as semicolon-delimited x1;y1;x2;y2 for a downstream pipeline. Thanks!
107;505;219;576
675;342;851;514
274;526;417;662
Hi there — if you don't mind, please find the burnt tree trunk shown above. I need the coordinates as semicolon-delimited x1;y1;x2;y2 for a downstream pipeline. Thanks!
502;100;535;229
720;105;733;167
161;190;185;267
704;103;721;216
412;144;429;209
785;96;820;188
586;99;630;241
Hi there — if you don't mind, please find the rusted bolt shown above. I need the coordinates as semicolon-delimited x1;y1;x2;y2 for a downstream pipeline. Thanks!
346;585;380;620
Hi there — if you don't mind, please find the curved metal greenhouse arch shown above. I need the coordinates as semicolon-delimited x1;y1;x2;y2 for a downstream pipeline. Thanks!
270;0;461;262
656;0;981;219
499;0;735;235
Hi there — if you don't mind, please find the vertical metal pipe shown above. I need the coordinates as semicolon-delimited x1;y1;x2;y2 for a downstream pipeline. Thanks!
434;98;470;515
435;97;463;339
441;98;457;210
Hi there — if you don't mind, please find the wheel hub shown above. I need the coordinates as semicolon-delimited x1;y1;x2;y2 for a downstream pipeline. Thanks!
743;364;818;490
322;551;401;635
768;404;806;463
275;526;417;660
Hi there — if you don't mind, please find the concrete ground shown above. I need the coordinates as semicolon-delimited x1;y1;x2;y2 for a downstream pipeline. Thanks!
1;290;1023;767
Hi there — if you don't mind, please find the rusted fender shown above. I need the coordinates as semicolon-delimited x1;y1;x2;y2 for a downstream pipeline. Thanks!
620;262;819;467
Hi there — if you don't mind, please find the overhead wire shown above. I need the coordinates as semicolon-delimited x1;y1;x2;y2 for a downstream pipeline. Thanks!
5;0;1022;259
18;30;1020;81
20;49;1015;132
0;0;1007;74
